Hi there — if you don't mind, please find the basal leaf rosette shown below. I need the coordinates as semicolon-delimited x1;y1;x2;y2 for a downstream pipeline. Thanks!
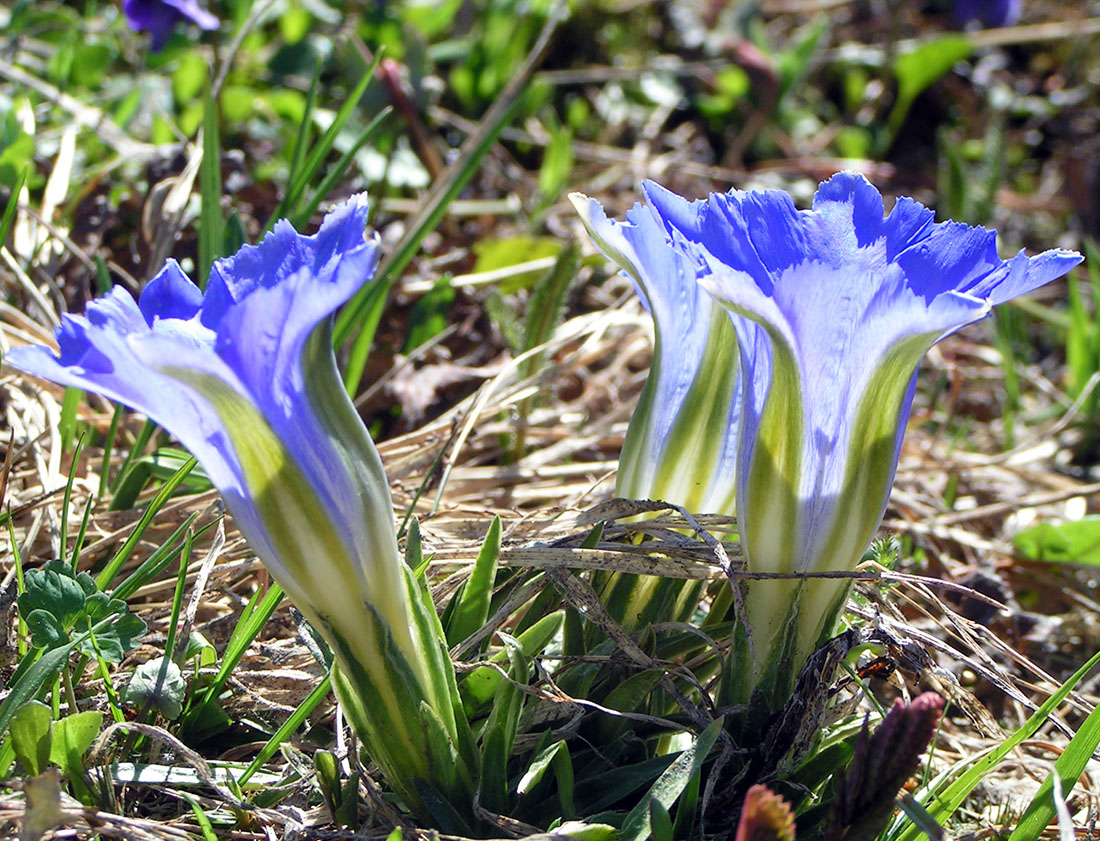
640;173;1081;705
5;195;476;821
572;193;741;630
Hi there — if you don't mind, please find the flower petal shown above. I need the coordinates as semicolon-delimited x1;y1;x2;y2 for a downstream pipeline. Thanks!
572;191;740;515
140;259;205;324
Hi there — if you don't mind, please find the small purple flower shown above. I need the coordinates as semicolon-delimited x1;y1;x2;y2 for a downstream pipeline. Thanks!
123;0;218;50
613;173;1081;702
954;0;1021;28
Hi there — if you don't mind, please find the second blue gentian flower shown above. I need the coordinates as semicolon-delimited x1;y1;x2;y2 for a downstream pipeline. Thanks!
578;173;1082;707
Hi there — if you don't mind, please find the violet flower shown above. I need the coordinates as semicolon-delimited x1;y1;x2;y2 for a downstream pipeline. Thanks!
123;0;217;50
589;173;1081;704
5;196;476;821
954;0;1021;28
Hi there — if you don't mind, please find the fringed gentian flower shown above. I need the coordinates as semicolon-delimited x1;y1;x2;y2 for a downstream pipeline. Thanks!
585;174;1081;707
5;196;476;822
122;0;218;50
571;194;740;630
954;0;1021;28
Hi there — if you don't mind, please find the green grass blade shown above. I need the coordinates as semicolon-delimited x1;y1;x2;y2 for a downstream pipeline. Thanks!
58;388;82;453
237;672;332;785
1085;238;1100;379
333;7;564;391
110;513;207;601
98;404;124;500
183;793;219;841
290;106;393;230
93;255;112;295
165;530;192;663
895;647;1100;841
68;495;94;570
270;51;384;230
620;719;723;841
184;583;284;731
1008;694;1100;841
96;456;197;589
109;417;156;501
513;243;581;457
199;86;224;288
0;166;28;248
8;518;27;657
521;242;580;366
59;434;84;565
0;615;118;736
337;86;532;393
286;60;323;201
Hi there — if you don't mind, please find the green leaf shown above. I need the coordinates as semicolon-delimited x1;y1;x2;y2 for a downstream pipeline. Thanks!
314;749;342;821
403;277;456;353
886;34;973;145
464;611;563;706
479;721;511;814
649;799;674;841
183;792;219;841
83;605;146;663
473;236;561;294
478;632;527;813
17;561;145;662
574;754;678;815
620;719;723;841
550;823;618;841
49;711;103;774
598;670;664;742
893;35;974;106
1013;518;1100;565
0;165;27;245
518;739;575;816
538;125;573;203
522;242;580;362
0;617;118;737
447;516;501;646
10;701;52;776
23;610;68;651
122;658;187;720
777;15;828;101
19;561;90;630
173;52;207;103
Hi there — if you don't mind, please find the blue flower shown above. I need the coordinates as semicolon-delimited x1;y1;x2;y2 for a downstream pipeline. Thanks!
6;196;475;818
617;173;1081;702
122;0;217;50
572;194;741;518
571;193;743;630
954;0;1021;28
